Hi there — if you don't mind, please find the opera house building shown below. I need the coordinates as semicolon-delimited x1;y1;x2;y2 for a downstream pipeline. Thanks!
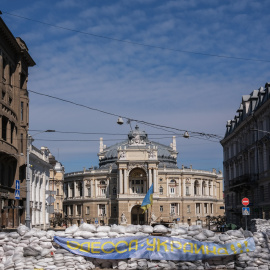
63;125;224;226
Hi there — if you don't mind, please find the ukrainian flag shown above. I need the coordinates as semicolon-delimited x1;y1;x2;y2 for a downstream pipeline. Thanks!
141;184;153;213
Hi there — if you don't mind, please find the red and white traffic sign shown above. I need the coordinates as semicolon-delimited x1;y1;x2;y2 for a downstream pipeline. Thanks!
242;198;249;206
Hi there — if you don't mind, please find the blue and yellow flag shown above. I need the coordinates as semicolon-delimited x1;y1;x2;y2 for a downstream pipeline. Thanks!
141;184;153;213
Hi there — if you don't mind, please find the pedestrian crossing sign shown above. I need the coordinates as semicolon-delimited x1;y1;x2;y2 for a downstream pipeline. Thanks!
15;189;20;199
242;207;250;215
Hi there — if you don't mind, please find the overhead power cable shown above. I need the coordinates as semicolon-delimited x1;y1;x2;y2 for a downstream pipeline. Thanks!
1;10;270;63
0;81;223;142
26;88;223;141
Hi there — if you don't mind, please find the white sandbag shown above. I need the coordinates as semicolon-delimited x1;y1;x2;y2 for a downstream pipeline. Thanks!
81;231;94;239
35;230;47;238
40;249;51;257
187;230;200;236
111;225;126;234
9;232;20;239
17;225;30;236
65;224;79;234
46;230;55;239
118;260;128;270
141;225;153;234
153;225;168;233
79;223;96;232
40;242;52;249
219;234;231;242
203;229;215;238
73;231;82;237
193;232;208;241
97;226;111;233
126;225;140;234
0;233;7;239
95;232;108;238
188;225;202;231
108;232;119;238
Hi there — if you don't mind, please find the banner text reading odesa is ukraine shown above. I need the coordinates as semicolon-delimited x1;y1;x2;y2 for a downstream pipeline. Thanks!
54;236;255;261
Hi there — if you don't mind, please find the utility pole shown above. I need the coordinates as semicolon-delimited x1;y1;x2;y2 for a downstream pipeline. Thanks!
25;135;31;228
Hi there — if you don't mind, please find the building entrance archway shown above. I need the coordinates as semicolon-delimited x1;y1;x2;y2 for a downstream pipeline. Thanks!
131;205;146;225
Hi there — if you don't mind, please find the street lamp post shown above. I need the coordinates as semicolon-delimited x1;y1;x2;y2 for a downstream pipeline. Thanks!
25;130;55;229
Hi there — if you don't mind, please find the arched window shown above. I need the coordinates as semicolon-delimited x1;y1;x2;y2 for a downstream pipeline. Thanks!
194;180;199;195
202;181;206;196
112;186;117;195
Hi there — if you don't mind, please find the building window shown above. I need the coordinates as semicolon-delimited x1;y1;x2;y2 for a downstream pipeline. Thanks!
210;203;213;214
113;206;117;212
77;205;81;216
160;205;163;212
194;180;199;195
69;205;73;216
21;102;24;121
196;203;200;214
86;206;90;215
170;203;177;215
87;187;91;197
2;116;8;141
101;187;106;196
57;203;59;211
70;184;74;197
187;205;191;213
186;186;190;196
112;186;117;195
99;204;106;216
131;180;144;194
170;187;175;194
204;203;208;214
159;186;163;195
20;133;23;153
159;178;163;182
57;189;59;195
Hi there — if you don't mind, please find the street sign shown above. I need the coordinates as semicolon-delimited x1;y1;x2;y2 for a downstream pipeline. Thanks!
15;180;20;190
45;190;56;195
242;198;249;206
15;189;20;200
242;207;250;215
15;180;20;199
95;218;98;224
46;195;55;204
177;218;180;222
47;205;54;214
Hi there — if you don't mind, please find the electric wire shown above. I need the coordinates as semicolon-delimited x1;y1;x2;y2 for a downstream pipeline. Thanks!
1;81;223;142
1;10;270;63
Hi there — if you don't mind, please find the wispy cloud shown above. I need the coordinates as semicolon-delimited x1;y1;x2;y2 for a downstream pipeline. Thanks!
2;0;270;172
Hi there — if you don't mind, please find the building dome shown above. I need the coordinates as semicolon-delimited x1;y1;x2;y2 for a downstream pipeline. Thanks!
99;126;178;169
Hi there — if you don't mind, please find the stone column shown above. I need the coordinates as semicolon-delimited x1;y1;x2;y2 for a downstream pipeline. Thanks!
95;180;98;198
183;178;186;197
124;169;128;194
178;178;181;197
148;168;152;189
119;169;123;194
153;168;157;193
191;179;194;196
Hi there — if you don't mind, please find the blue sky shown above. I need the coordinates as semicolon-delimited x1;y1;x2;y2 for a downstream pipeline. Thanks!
2;0;270;173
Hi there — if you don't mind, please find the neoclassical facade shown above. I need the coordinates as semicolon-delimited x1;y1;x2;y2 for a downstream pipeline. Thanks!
29;139;51;229
0;16;35;228
64;126;224;226
49;154;65;224
221;83;270;228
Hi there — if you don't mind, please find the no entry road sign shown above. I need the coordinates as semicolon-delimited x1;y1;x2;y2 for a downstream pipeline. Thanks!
242;198;249;206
